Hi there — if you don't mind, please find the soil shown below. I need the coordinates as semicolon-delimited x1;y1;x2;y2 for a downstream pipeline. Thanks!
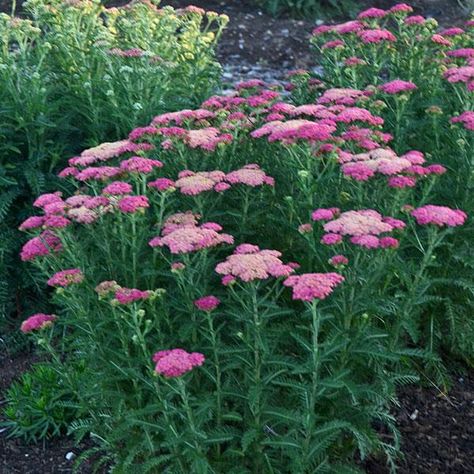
2;353;474;473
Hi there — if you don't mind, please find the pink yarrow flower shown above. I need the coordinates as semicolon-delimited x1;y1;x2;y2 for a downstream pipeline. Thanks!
47;269;84;287
215;244;294;282
115;288;151;304
118;195;149;213
283;272;344;301
380;80;417;94
148;178;176;191
411;205;467;227
20;231;62;261
153;349;205;378
19;216;45;231
194;295;220;311
329;255;349;267
103;181;133;195
21;313;56;333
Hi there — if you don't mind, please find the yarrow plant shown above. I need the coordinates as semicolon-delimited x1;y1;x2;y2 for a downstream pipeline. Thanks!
12;5;473;472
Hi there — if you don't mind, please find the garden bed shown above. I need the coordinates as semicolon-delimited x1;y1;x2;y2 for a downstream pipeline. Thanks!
2;354;473;473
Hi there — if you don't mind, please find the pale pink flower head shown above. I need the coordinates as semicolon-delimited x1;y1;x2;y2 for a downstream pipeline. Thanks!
171;262;186;272
153;348;205;378
70;140;135;166
329;255;349;267
174;170;226;195
283;272;344;301
115;287;151;304
19;216;45;231
317;88;367;106
149;221;233;254
411;205;467;227
215;245;294;282
358;7;387;19
21;313;56;333
323;210;393;236
148;178;176;191
47;268;84;287
118;195;149;213
380;80;417;94
298;223;313;234
67;207;98;224
161;212;201;235
194;295;220;312
20;231;62;261
103;181;133;195
225;165;274;187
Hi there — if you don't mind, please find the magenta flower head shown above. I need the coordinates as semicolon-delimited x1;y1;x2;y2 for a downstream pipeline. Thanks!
102;181;133;195
47;269;84;287
19;216;45;231
115;288;151;304
411;205;467;227
389;3;413;14
21;313;56;333
380;80;417;94
20;231;62;262
194;295;220;312
118;195;149;213
153;349;205;378
311;208;340;221
148;178;176;191
357;7;387;19
283;273;344;301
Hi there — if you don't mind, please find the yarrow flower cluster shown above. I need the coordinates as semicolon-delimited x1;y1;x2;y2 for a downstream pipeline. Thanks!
114;287;152;304
153;349;205;378
379;80;417;94
451;111;474;131
215;244;295;283
21;313;56;333
149;213;233;254
283;273;344;301
20;231;62;261
194;295;220;311
411;205;467;227
47;269;84;287
317;209;405;249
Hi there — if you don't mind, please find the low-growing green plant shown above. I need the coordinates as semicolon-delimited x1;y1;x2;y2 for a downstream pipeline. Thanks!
0;0;227;322
1;363;79;442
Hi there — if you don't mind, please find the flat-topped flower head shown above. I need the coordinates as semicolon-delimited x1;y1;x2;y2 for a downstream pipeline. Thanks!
120;157;163;174
153;348;205;378
283;273;344;301
102;181;133;196
411;205;467;227
95;280;120;297
47;269;84;287
115;287;151;304
317;88;369;106
358;7;387;19
215;244;294;282
380;80;417;94
329;255;349;267
20;231;62;261
148;178;176;191
451;112;474;131
324;210;395;236
19;216;45;231
21;313;56;333
194;295;220;312
225;164;274;187
70;140;138;166
76;166;122;182
357;29;396;44
118;195;149;213
150;217;233;254
33;192;63;209
251;119;336;143
311;208;340;221
174;170;226;195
